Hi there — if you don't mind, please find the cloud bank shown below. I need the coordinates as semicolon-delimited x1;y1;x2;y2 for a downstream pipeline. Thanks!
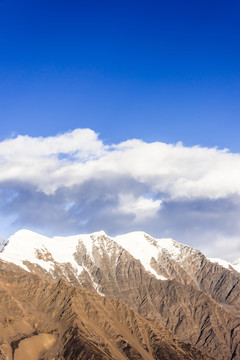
0;128;240;261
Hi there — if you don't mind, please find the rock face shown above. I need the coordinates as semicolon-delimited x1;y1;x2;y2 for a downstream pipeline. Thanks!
1;229;240;359
0;261;214;360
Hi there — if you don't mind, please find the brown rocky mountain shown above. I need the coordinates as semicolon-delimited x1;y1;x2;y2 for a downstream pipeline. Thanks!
0;260;215;360
0;229;240;359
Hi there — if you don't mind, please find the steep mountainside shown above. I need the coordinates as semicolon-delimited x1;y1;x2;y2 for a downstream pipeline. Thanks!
0;260;215;360
1;229;240;359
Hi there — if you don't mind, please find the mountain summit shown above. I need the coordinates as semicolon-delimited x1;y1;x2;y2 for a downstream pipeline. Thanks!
1;229;240;359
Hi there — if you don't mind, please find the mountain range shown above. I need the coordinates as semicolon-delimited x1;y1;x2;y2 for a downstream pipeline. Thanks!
0;229;240;360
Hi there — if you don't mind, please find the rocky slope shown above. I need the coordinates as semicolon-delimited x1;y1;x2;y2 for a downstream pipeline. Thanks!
1;229;240;359
0;260;215;360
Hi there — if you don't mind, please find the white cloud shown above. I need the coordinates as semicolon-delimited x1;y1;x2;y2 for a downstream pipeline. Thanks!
0;128;106;193
0;128;104;159
0;129;240;200
118;194;162;220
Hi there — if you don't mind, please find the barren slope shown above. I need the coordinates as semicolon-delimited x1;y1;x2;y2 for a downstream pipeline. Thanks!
0;260;215;360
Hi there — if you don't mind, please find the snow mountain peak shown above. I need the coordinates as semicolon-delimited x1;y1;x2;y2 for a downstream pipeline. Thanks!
1;228;240;285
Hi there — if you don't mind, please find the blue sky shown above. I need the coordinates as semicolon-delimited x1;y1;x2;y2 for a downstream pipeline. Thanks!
1;0;240;149
0;1;240;260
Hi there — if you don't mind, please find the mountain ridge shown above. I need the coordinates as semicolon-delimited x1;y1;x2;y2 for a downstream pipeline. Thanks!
2;228;239;276
1;229;240;359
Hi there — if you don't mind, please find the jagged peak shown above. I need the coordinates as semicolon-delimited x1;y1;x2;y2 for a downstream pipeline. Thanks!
0;228;199;268
0;229;116;276
114;231;187;260
2;228;239;283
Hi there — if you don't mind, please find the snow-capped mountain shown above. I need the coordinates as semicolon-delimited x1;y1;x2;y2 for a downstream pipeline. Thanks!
1;229;240;360
0;229;195;280
0;229;220;280
1;229;239;296
1;229;240;304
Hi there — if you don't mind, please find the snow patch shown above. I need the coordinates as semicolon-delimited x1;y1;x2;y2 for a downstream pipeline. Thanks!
208;257;232;270
0;229;84;275
114;231;169;280
232;258;240;273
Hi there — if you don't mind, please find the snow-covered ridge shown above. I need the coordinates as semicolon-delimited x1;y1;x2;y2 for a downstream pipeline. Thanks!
0;229;107;273
208;257;240;273
208;258;232;270
114;231;183;280
0;229;179;280
1;229;239;279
